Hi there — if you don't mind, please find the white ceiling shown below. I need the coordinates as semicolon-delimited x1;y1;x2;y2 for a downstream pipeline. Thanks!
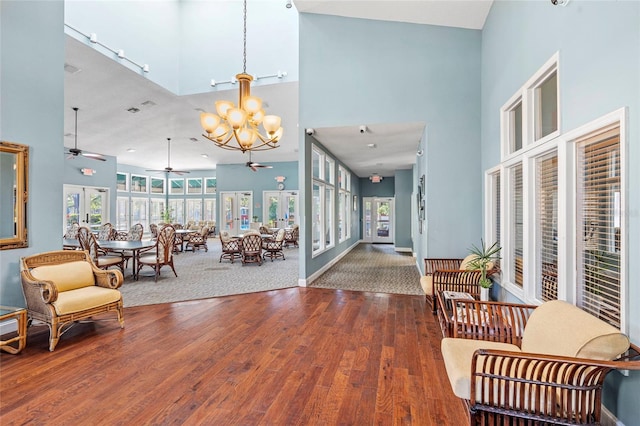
64;0;492;177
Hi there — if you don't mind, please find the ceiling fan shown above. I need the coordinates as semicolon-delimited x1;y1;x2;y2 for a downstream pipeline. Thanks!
246;152;273;172
146;138;190;175
66;107;106;161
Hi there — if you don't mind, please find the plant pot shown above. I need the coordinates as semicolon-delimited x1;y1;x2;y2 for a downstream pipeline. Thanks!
480;287;490;302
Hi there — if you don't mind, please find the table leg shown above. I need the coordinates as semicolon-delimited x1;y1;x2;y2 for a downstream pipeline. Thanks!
0;309;27;354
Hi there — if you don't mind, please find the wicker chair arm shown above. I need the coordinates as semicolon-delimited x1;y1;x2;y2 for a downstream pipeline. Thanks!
94;268;124;289
469;346;640;423
432;269;483;298
20;273;59;304
451;300;537;346
424;258;463;275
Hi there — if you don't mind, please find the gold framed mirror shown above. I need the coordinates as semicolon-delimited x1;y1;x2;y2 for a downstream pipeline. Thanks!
1;141;28;250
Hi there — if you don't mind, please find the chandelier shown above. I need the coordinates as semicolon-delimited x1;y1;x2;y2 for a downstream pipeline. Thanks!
199;0;283;152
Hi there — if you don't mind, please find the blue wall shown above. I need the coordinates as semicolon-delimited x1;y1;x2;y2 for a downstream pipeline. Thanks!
480;1;640;423
299;13;482;279
0;0;65;307
394;170;413;251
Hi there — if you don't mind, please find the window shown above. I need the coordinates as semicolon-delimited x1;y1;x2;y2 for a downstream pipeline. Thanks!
150;199;165;224
169;199;184;224
204;177;217;194
535;152;558;302
116;196;129;230
150;177;165;194
509;164;524;289
311;145;335;254
187;178;202;195
203;199;216;222
186;199;202;222
534;71;558;141
130;175;147;193
116;173;129;192
170;178;184;195
503;97;523;155
338;165;351;242
485;168;501;263
575;124;622;329
130;197;148;231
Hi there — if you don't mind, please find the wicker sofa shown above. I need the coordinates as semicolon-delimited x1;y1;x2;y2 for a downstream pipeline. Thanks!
20;250;124;351
441;299;640;425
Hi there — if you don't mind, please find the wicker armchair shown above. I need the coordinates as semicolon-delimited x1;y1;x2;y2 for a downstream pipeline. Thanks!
262;228;285;261
283;225;299;248
421;257;496;314
77;227;125;273
20;250;124;351
137;224;177;282
441;300;640;425
96;222;116;241
219;231;241;264
115;223;144;267
241;233;262;266
185;226;209;252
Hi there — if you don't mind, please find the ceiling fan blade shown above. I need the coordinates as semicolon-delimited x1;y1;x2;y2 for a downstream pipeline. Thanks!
250;165;258;172
82;152;107;161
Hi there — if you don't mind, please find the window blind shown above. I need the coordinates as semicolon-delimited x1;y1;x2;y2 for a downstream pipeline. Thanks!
536;153;558;301
511;164;523;287
576;125;621;329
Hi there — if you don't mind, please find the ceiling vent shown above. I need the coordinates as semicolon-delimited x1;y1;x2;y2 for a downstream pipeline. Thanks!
127;107;141;113
64;63;81;74
141;100;156;107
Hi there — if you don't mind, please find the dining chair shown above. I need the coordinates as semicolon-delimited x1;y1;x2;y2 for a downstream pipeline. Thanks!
262;228;286;261
219;231;241;264
137;224;177;282
118;223;144;267
241;233;262;266
77;226;125;273
63;222;80;239
185;226;209;252
283;224;299;248
97;223;116;241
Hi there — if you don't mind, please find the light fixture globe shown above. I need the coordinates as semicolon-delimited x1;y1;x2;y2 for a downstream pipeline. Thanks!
200;1;282;153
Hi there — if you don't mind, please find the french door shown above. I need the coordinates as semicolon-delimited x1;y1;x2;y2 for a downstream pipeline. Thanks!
220;191;252;233
263;191;299;229
362;197;394;243
63;185;109;233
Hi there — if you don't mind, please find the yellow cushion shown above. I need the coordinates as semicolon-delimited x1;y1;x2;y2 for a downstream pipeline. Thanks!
420;275;433;296
441;338;520;400
521;300;630;360
31;261;94;292
51;286;121;315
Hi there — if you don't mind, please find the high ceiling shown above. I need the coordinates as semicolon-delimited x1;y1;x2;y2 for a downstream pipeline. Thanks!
63;0;492;177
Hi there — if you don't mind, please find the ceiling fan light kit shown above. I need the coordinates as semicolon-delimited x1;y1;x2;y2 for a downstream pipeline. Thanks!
200;0;283;154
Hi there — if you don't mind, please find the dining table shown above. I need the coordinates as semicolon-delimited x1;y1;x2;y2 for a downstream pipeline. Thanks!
63;238;156;280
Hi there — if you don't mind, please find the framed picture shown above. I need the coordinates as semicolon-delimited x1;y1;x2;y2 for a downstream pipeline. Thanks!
130;174;148;193
116;172;129;192
150;177;165;194
169;178;184;195
187;178;203;194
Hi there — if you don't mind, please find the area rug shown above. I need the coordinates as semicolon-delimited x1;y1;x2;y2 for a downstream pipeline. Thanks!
119;243;299;307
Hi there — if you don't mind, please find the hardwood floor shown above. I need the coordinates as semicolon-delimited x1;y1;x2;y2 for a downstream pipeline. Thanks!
0;288;468;425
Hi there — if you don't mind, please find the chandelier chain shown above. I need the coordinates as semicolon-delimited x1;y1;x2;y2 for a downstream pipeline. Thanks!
243;0;247;74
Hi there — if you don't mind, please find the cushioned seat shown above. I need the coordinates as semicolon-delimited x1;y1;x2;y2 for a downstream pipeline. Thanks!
20;250;124;351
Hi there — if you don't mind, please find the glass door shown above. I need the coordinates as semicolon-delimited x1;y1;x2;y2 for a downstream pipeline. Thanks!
362;197;394;243
220;191;252;233
263;191;299;229
63;185;109;234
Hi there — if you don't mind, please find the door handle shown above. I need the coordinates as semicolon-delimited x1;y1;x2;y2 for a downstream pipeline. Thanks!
86;214;89;223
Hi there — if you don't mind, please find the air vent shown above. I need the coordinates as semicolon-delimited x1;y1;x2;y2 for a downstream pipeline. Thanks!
64;132;74;138
127;107;141;113
189;137;198;142
64;63;81;74
141;100;156;107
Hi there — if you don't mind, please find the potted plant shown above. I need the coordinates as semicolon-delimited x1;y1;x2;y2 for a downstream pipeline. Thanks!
468;239;501;301
161;208;174;223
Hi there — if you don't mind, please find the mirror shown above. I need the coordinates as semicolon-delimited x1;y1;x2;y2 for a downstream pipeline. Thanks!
0;141;28;250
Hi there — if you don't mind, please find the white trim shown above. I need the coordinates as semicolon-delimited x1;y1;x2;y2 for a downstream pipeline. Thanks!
601;405;624;426
525;51;561;146
0;319;18;336
300;240;360;286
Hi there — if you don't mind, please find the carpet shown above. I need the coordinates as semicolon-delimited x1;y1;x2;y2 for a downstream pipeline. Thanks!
119;242;298;307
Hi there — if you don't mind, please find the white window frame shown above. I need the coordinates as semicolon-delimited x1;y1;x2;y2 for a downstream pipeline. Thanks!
169;178;184;195
130;174;148;194
150;177;165;195
116;172;129;192
311;145;336;256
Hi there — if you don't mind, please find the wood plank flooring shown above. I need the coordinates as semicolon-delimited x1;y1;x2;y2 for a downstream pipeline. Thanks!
0;287;468;425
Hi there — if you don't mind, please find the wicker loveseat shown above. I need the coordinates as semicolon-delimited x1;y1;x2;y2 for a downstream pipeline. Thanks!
441;299;640;425
20;250;124;351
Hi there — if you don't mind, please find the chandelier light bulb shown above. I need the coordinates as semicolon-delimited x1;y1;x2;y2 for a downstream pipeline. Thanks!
200;113;220;134
244;96;262;114
263;115;281;134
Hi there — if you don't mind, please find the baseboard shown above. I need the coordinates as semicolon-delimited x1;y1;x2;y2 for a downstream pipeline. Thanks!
601;405;624;426
394;247;412;253
299;240;360;287
0;319;19;336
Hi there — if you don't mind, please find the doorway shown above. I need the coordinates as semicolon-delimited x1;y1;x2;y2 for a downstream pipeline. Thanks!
362;197;394;243
63;185;110;233
263;191;299;229
220;191;253;233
